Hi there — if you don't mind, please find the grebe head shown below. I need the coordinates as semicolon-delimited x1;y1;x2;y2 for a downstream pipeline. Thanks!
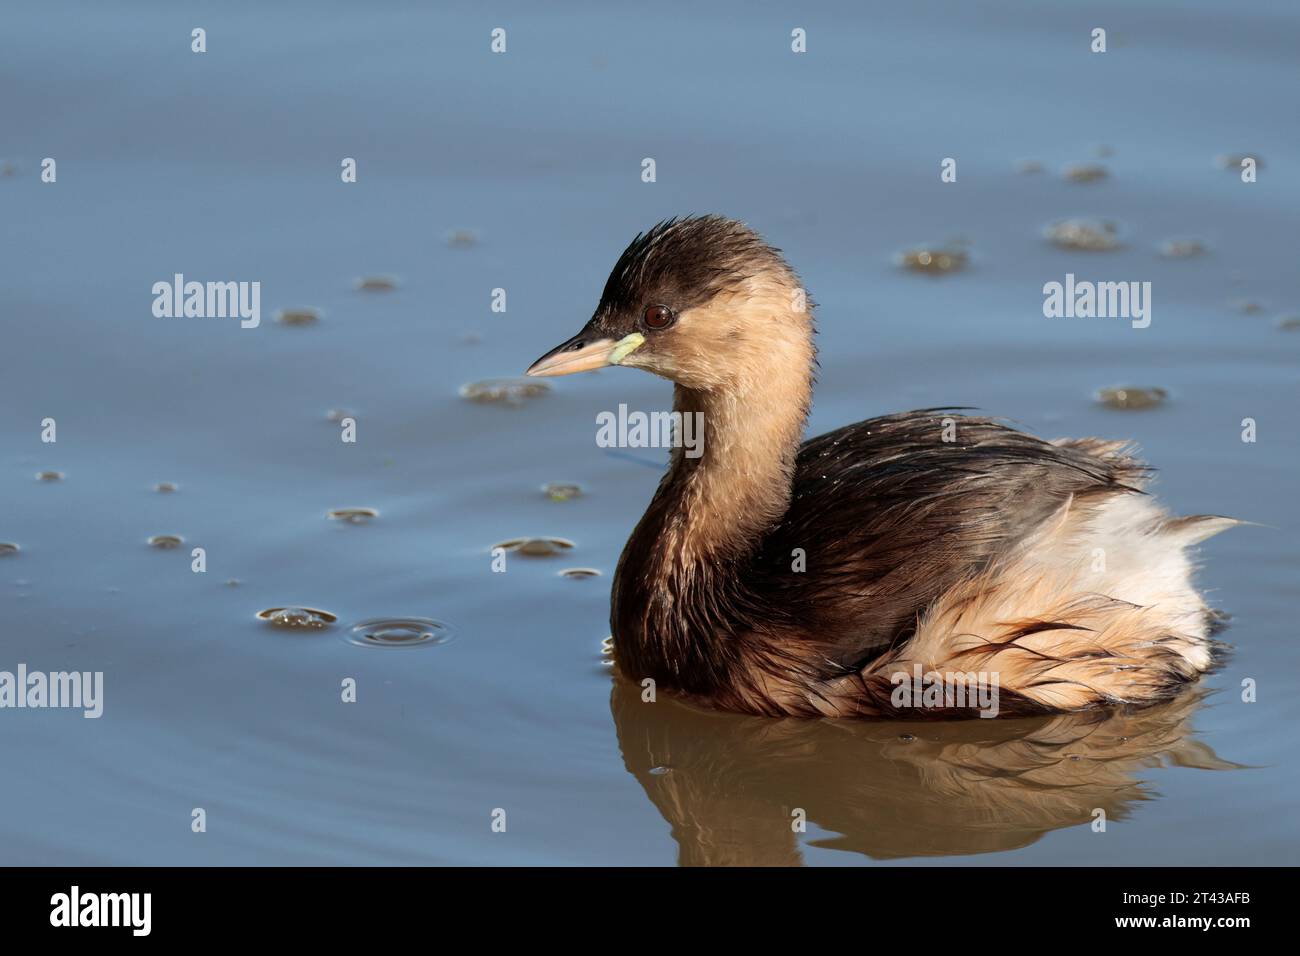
526;215;810;390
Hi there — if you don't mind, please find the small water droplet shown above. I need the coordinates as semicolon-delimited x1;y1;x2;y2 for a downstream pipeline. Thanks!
354;275;398;291
1276;314;1300;331
1230;298;1266;314
36;470;65;482
147;534;185;549
224;579;241;587
896;245;968;275
1014;159;1044;174
899;733;916;742
0;543;19;557
328;507;378;525
459;378;551;405
275;307;322;326
258;606;337;628
559;567;601;579
154;481;179;493
447;229;479;247
542;482;584;502
1159;238;1206;259
346;617;450;648
1044;218;1122;251
1096;386;1167;410
1062;163;1108;183
494;536;575;557
648;766;672;776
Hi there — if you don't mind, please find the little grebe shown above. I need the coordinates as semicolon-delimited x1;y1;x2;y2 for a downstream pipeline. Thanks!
526;216;1234;718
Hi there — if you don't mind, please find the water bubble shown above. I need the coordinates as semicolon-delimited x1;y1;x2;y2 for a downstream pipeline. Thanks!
0;543;19;557
258;606;338;628
559;567;601;579
328;507;378;525
147;534;185;549
1159;238;1206;259
275;307;322;326
36;470;65;482
447;229;479;248
899;733;916;742
345;617;450;648
1044;218;1122;251
459;378;551;405
494;536;575;557
896;245;968;275
154;481;179;493
354;275;398;292
542;482;584;502
1096;386;1167;410
1062;163;1109;183
224;579;241;587
648;766;673;776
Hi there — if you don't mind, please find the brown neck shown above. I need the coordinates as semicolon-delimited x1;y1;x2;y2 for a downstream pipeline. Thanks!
658;374;810;560
611;320;814;694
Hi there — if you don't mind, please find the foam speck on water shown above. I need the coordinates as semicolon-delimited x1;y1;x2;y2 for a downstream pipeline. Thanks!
459;378;551;405
1044;218;1122;251
258;607;337;628
1062;163;1109;183
542;482;584;501
1096;386;1168;410
896;245;968;275
328;507;379;525
559;567;601;579
274;307;322;326
493;536;575;557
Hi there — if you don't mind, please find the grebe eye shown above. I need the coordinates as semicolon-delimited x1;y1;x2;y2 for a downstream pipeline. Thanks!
643;304;675;330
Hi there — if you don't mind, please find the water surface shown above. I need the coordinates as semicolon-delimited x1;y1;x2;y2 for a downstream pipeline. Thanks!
2;0;1298;865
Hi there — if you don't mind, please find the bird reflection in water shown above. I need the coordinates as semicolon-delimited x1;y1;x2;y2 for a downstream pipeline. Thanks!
609;677;1238;865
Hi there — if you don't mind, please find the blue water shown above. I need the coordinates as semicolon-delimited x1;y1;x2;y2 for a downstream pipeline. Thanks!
1;0;1297;865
